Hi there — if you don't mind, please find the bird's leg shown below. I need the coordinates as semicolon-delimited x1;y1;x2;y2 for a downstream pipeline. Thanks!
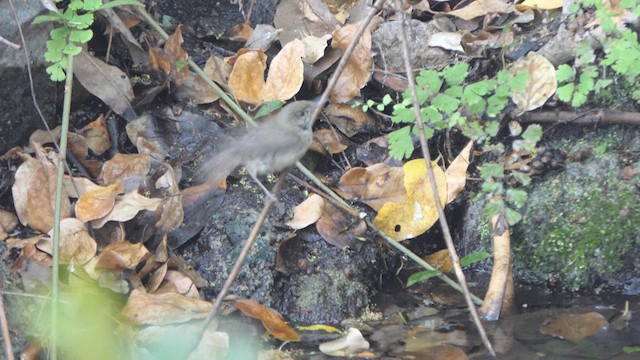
248;172;279;202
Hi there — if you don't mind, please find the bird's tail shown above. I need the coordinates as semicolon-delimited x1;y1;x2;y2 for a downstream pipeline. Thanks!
195;149;242;188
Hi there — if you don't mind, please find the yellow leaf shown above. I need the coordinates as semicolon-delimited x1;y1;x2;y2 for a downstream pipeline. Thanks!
373;159;447;240
517;0;563;11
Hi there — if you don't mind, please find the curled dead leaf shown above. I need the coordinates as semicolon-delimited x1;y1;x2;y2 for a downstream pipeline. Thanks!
287;194;325;229
121;289;211;326
235;299;301;341
330;20;373;102
76;183;125;223
310;129;350;154
337;163;406;211
95;240;149;272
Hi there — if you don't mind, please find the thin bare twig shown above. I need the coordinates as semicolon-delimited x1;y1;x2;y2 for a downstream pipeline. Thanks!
0;34;20;49
391;0;495;356
196;171;289;339
0;276;15;360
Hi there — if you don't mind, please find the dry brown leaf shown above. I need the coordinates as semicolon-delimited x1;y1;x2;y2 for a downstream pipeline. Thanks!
121;289;211;326
287;194;325;229
245;24;281;51
64;176;103;198
100;153;151;185
310;128;350;154
40;218;97;265
263;39;305;102
155;167;184;234
125;114;169;159
539;312;609;342
447;0;515;21
74;51;135;120
6;235;45;250
25;157;72;234
330;20;372;102
147;262;168;293
445;141;472;204
423;249;453;273
12;157;44;225
356;135;390;166
228;49;267;104
274;0;337;45
336;163;406;211
510;52;557;113
325;103;378;137
30;127;89;160
76;183;124;223
91;191;162;229
156;270;199;298
0;209;18;241
428;32;464;53
10;243;53;291
95;240;149;271
175;74;220;104
203;55;232;90
235;299;301;342
148;47;171;75
164;26;189;86
227;23;254;42
301;34;332;63
316;201;366;248
373;159;447;240
79;115;111;155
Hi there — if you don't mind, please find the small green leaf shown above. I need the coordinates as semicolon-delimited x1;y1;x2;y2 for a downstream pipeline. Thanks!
382;94;392;106
460;251;491;267
83;0;103;11
480;163;505;179
376;103;385;111
33;13;63;25
442;63;469;86
511;171;531;186
485;121;500;137
556;83;574;102
623;346;640;353
46;63;66;82
484;199;506;218
571;91;587;107
407;270;439;287
255;100;283;119
432;93;460;115
505;207;523;225
444;85;463;99
416;70;442;95
70;29;93;43
392;105;415;123
522;124;542;143
98;0;144;10
176;60;189;70
388;126;414;160
63;43;82;55
556;64;574;83
506;188;527;207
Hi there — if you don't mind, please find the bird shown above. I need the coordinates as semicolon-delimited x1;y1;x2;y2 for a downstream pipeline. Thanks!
196;100;317;199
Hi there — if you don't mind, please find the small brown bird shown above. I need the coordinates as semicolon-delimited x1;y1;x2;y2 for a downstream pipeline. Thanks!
196;100;317;198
